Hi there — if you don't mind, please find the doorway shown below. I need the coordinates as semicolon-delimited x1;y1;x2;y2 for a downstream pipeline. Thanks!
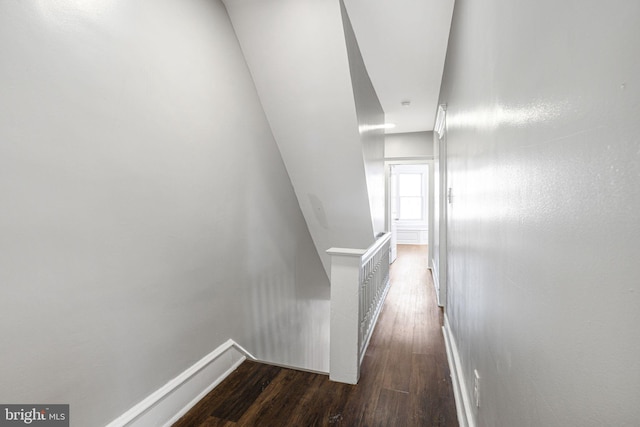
386;161;431;263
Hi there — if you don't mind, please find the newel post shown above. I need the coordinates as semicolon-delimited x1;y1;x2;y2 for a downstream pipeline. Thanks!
326;247;365;384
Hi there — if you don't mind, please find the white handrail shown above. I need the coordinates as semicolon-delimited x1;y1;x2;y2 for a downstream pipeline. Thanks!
327;233;391;384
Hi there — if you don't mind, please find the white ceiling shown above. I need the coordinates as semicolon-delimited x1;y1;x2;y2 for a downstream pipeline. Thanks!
342;0;455;133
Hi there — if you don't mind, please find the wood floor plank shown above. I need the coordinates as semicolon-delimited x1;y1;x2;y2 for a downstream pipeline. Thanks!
383;244;426;392
235;368;313;425
285;373;355;426
199;416;236;427
411;264;432;355
174;245;458;427
172;361;281;426
373;388;410;427
341;349;388;425
209;362;281;422
409;353;458;427
413;261;445;356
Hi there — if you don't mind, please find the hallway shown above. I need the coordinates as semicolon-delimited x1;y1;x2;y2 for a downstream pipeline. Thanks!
174;245;457;426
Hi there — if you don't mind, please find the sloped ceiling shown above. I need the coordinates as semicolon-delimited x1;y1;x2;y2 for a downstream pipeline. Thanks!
223;0;454;134
221;0;455;271
342;0;455;133
223;0;378;275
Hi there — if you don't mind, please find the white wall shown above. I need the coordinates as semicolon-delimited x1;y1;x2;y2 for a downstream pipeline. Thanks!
224;0;378;274
439;0;640;425
341;1;386;237
0;1;328;425
385;131;434;159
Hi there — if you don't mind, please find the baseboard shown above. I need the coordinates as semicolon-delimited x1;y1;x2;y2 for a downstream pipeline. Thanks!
252;358;329;376
106;339;255;427
396;228;428;245
442;315;476;427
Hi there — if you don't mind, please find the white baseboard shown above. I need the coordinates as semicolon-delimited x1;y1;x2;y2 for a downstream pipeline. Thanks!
442;315;476;427
106;339;255;427
396;228;428;245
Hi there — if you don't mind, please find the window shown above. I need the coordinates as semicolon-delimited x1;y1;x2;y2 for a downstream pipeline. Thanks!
398;173;423;220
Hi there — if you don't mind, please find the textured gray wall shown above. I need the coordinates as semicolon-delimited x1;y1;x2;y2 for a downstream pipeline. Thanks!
0;1;328;425
439;0;640;425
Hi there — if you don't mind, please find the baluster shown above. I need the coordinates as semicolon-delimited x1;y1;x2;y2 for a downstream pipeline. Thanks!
328;233;391;384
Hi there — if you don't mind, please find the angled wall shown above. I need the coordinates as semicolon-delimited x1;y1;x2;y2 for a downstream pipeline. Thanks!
341;0;386;237
224;0;381;274
439;0;640;425
0;1;328;425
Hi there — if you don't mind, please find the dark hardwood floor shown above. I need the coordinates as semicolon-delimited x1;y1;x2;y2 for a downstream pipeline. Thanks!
174;245;457;426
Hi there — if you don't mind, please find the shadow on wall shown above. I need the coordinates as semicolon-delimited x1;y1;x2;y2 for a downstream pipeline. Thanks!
242;155;331;373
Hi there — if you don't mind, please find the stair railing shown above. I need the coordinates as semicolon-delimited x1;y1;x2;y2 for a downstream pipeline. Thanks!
327;232;391;384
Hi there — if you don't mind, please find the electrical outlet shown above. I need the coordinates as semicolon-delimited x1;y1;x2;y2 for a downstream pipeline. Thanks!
473;369;480;408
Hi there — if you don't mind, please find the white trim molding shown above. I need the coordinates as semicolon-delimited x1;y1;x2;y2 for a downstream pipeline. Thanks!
434;104;447;140
431;258;442;307
106;339;255;427
442;314;476;427
327;233;391;384
396;228;428;245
